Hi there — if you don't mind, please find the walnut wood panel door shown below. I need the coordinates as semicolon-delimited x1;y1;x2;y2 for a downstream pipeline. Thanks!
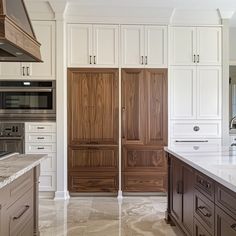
122;69;145;145
145;69;168;146
68;68;118;145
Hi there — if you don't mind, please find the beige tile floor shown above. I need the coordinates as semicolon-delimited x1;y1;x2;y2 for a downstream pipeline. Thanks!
39;196;182;236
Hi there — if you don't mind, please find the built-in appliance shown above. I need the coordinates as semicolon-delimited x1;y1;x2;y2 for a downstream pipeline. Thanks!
0;0;42;62
0;80;56;120
0;123;25;154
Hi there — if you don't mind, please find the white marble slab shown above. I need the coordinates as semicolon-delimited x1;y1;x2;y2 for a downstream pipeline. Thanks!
164;145;236;193
0;153;47;189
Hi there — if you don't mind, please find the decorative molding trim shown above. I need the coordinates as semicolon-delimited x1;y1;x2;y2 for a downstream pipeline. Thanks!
218;9;235;19
54;191;70;200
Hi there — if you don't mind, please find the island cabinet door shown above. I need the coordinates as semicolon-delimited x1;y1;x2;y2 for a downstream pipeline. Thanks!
171;158;183;225
215;206;236;236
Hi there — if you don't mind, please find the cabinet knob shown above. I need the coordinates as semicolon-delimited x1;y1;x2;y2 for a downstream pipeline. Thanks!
193;126;200;132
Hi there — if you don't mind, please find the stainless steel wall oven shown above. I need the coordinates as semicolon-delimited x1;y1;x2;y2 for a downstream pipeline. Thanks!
0;81;56;120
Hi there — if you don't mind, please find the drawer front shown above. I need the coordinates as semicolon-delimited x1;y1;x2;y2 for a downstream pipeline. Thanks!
9;169;34;206
194;190;215;235
171;121;221;138
122;148;167;172
25;143;56;153
195;172;215;201
122;172;167;192
194;218;212;236
8;188;33;236
25;133;56;143
215;206;236;236
216;184;236;217
69;172;118;193
40;153;56;172
17;218;34;236
39;172;56;191
68;147;118;171
25;122;56;133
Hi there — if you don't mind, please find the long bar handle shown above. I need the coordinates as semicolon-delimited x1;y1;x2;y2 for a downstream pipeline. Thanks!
13;205;30;220
122;107;126;139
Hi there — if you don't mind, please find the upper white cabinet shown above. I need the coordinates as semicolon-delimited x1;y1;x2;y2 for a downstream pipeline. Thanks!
121;25;167;68
67;24;118;67
171;66;222;120
0;21;55;80
171;27;221;66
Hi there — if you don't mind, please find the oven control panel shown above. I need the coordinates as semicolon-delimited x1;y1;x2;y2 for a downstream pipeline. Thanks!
0;123;24;137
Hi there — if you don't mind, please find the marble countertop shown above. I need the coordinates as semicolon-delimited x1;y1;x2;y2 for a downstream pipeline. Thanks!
164;145;236;193
0;153;47;189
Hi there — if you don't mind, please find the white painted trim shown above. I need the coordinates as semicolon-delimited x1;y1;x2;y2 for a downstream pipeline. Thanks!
117;190;123;200
54;191;70;200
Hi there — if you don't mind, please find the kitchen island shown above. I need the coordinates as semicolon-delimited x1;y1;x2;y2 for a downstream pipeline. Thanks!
0;153;46;236
165;145;236;236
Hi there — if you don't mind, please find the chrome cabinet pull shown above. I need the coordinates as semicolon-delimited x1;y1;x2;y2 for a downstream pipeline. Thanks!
13;205;30;220
37;137;45;140
193;54;196;63
37;127;45;130
37;147;45;150
94;56;96;64
197;54;200;63
89;55;92;64
145;56;148;65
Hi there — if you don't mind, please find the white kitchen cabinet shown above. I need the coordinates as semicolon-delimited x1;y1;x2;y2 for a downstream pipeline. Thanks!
121;25;167;68
67;24;118;67
25;122;56;192
171;27;221;66
197;66;222;119
0;21;55;80
170;66;222;120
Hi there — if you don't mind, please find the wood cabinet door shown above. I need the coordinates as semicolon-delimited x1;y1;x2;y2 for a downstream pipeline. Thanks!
197;66;222;119
145;26;167;68
68;69;118;145
31;21;55;80
67;24;93;67
93;25;118;67
171;158;183;225
122;69;145;145
145;69;167;146
170;27;196;65
182;165;194;235
197;27;222;66
215;206;236;236
68;69;91;145
121;25;145;68
90;70;118;144
170;66;196;120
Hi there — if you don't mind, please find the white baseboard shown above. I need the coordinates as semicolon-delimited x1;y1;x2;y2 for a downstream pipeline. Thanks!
117;190;123;200
39;191;55;199
54;190;70;200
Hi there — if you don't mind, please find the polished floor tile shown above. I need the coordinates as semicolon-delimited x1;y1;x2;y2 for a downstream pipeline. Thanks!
39;196;182;236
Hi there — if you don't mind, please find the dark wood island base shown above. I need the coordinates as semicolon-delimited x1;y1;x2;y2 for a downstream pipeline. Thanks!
165;152;236;236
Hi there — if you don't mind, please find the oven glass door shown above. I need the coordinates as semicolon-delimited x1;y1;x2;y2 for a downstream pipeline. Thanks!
0;90;53;113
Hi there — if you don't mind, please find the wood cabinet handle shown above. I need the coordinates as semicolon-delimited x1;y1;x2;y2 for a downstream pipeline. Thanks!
122;107;126;139
197;206;211;218
13;205;30;220
231;223;236;231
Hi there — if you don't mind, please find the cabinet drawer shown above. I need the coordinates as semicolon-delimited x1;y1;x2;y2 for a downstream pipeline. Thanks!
25;133;56;143
40;153;56;172
216;206;236;236
25;122;56;133
195;172;215;201
171;121;221;138
8;188;33;236
122;172;167;192
39;172;56;191
69;172;118;193
25;143;56;153
194;190;215;235
216;184;236;217
194;218;212;236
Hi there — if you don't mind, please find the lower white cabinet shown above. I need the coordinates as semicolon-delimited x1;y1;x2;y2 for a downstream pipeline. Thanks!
25;122;56;192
